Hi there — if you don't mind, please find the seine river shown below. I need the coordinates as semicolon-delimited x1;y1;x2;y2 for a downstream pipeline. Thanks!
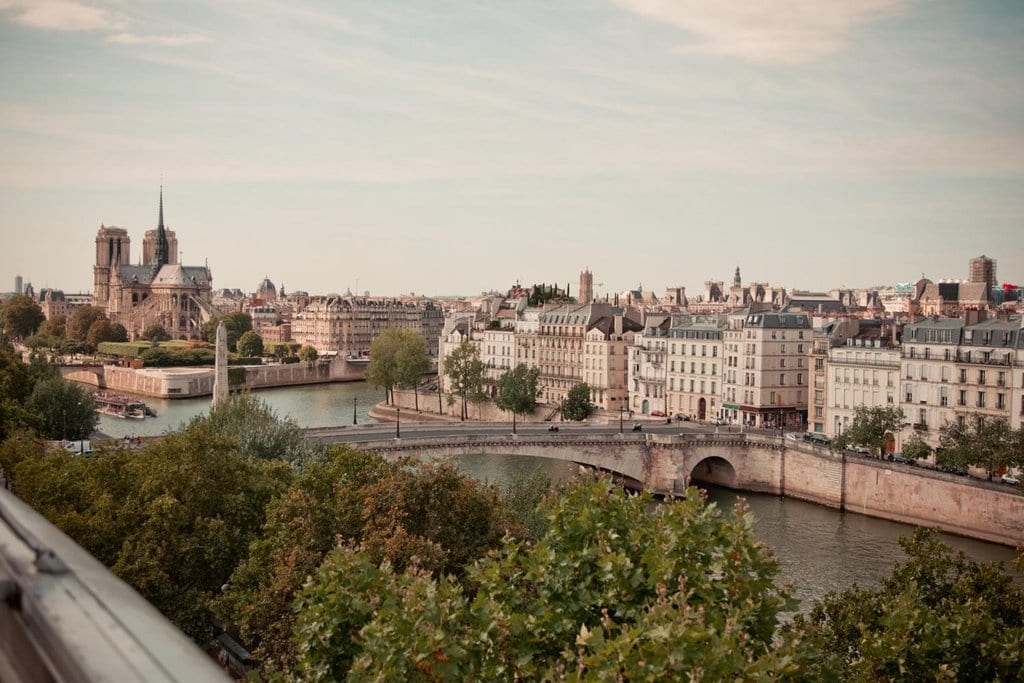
98;381;1018;609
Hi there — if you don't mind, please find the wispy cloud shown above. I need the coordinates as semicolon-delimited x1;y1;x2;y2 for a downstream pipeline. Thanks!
0;0;125;31
106;32;208;46
610;0;910;64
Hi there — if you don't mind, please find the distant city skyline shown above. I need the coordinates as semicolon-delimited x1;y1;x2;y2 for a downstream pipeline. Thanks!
1;1;1022;296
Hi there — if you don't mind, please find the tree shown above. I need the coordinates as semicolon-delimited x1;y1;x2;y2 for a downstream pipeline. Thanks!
86;318;119;348
11;423;293;642
938;415;1020;481
109;322;129;342
562;381;592;421
66;306;109;342
495;363;540;433
902;433;932;461
1;294;45;339
292;479;805;681
788;528;1024;681
143;323;171;342
236;330;265;357
26;377;97;440
365;328;402;404
185;393;320;465
831;405;905;456
215;453;507;672
298;344;318;364
39;314;66;340
443;340;486;420
395;330;431;410
202;311;252;351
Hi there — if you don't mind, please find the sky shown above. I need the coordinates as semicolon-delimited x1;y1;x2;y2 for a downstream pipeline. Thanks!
1;0;1022;299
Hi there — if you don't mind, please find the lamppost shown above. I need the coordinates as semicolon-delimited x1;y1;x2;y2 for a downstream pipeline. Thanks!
395;406;401;439
352;396;357;425
619;404;624;434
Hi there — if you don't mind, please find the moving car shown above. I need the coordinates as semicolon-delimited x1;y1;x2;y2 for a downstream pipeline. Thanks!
709;417;726;426
1001;473;1020;485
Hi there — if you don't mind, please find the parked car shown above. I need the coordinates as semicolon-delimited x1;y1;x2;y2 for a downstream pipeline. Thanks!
850;445;871;454
651;410;666;417
784;432;803;443
891;454;918;466
709;417;726;426
1001;473;1020;485
804;432;831;446
674;413;691;422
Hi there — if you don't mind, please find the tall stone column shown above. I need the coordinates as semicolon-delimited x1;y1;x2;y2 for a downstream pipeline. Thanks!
212;321;228;408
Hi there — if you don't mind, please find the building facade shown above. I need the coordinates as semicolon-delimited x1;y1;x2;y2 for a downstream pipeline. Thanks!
292;296;444;356
93;190;214;340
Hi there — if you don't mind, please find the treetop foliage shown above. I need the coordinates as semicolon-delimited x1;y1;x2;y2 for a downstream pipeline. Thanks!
832;405;905;456
562;382;593;421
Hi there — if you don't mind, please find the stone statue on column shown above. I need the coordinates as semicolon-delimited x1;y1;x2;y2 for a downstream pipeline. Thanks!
212;320;228;408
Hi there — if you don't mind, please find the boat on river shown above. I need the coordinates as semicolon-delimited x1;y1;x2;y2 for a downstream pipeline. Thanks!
94;391;148;419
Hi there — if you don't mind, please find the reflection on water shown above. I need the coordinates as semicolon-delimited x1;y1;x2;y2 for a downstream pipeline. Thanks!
95;381;386;438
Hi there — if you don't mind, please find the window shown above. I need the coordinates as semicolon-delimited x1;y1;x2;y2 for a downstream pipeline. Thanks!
997;393;1005;410
977;392;986;408
940;387;948;406
978;370;986;385
958;390;967;406
815;406;823;418
779;374;785;386
797;373;803;385
959;369;968;383
905;384;914;402
941;366;950;382
770;391;776;405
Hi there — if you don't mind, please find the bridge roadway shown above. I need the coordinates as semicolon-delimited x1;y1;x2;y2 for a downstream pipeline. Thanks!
301;420;1024;546
302;420;799;497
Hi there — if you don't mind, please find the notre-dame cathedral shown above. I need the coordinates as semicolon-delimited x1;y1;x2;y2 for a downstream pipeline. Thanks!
93;189;214;340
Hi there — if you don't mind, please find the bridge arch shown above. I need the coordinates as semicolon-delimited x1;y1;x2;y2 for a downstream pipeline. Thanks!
687;455;738;489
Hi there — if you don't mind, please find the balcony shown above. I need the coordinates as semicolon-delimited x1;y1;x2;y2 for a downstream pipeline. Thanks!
913;423;928;431
0;487;228;682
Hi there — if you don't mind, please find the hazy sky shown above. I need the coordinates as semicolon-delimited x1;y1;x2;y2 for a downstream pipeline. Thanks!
1;0;1022;298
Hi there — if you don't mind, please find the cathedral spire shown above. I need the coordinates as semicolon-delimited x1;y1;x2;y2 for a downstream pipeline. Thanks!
155;185;169;266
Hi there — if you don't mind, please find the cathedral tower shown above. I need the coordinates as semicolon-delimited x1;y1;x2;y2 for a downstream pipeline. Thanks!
579;268;594;304
94;225;130;307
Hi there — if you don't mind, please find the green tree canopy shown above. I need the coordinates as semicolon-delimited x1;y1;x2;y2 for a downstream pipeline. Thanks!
832;404;906;456
1;294;45;339
236;329;265;357
26;376;97;440
938;415;1020;480
368;327;433;409
86;318;117;348
66;306;109;342
298;344;318;363
185;393;319;465
292;479;803;681
143;323;171;342
11;421;293;642
495;363;540;433
39;314;66;340
443;340;486;420
902;433;933;461
562;381;592;421
365;327;403;403
788;528;1024;681
215;452;507;672
108;322;129;342
202;311;253;351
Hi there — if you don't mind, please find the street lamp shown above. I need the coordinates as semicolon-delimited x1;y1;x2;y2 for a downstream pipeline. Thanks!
395;406;401;439
619;404;624;434
352;396;358;425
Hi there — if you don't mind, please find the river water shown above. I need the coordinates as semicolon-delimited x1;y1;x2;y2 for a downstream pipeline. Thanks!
98;382;1018;609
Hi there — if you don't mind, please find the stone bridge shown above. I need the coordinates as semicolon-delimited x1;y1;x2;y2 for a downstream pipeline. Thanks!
332;431;1024;546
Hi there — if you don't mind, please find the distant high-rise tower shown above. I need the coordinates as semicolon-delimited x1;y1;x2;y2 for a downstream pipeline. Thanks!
969;255;996;299
14;274;22;295
579;268;594;304
733;266;742;288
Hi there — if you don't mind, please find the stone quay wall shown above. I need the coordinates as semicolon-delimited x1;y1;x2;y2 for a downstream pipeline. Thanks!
346;432;1024;547
83;356;369;399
